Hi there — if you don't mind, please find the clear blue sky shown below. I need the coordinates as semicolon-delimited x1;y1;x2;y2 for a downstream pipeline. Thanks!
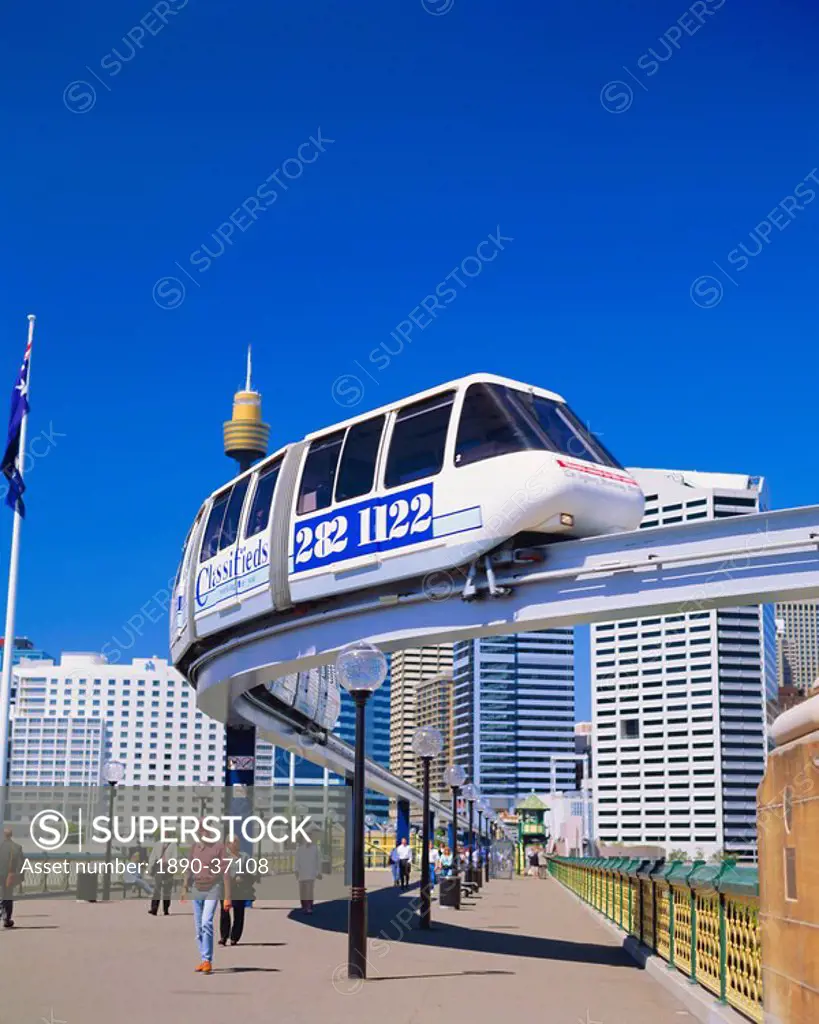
2;0;817;720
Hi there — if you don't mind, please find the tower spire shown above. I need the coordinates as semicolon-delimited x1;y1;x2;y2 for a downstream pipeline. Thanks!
223;348;269;474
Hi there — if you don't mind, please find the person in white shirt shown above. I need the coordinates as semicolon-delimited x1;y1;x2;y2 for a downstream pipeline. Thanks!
295;830;322;914
429;845;440;886
396;837;412;890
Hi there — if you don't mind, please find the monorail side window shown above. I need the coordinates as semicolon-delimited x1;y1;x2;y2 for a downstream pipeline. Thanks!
455;383;542;467
218;478;250;550
245;462;281;538
335;416;385;502
199;492;230;562
384;392;454;488
297;431;345;515
174;509;202;587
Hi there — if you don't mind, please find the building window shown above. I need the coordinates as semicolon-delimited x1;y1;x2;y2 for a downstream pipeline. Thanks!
620;719;640;740
785;847;798;901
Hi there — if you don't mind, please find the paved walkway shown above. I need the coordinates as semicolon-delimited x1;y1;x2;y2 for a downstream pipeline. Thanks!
2;872;691;1024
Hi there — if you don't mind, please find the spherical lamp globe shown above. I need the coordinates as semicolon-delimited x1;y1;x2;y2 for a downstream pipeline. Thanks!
334;640;388;693
104;760;125;785
411;725;444;760
443;764;466;789
462;783;480;802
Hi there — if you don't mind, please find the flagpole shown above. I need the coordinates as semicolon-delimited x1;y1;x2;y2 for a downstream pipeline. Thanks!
0;314;35;826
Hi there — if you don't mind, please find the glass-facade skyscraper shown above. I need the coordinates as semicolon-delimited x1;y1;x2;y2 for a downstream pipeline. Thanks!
452;631;576;805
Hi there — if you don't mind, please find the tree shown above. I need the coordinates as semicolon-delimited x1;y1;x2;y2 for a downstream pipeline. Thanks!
668;848;688;862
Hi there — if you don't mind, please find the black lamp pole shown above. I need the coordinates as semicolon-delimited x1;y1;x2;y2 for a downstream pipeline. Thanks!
485;819;491;883
348;691;370;979
102;781;116;902
467;799;474;881
451;785;460;874
477;808;483;881
420;756;432;929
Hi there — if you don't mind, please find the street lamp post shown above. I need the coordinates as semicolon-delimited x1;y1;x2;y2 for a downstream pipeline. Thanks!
336;640;388;982
441;764;466;908
101;760;125;901
462;783;479;886
483;805;492;883
477;805;484;884
411;725;444;930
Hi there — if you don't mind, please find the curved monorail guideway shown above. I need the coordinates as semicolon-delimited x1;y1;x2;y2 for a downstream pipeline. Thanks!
170;372;819;794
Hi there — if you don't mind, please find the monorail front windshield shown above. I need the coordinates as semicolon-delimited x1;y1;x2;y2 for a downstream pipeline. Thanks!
455;382;622;469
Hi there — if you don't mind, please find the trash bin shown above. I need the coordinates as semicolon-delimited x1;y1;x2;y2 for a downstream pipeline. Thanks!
76;867;98;902
439;876;461;908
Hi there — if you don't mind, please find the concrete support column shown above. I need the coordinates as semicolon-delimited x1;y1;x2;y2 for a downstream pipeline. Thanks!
225;724;255;855
396;798;410;843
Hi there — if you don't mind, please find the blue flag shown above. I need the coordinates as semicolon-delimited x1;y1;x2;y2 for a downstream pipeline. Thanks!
1;338;31;516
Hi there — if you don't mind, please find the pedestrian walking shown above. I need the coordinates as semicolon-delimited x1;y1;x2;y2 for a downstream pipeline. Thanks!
181;827;232;975
0;826;24;929
123;850;154;898
527;847;539;877
389;842;400;886
429;844;440;886
439;846;454;876
396;837;412;890
219;836;249;943
147;837;178;916
537;847;548;879
294;828;321;914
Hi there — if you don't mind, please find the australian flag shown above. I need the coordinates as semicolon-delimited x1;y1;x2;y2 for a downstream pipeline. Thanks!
1;337;31;516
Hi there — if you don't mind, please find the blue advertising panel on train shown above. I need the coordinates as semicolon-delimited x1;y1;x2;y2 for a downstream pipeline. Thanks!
292;483;433;573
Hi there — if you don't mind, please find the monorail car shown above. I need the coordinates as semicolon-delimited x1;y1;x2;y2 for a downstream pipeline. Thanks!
170;373;644;683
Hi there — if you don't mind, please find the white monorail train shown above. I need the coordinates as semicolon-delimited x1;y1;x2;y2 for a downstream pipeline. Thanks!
171;374;644;727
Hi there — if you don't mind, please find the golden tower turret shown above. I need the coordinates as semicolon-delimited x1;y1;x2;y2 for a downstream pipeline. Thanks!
223;346;270;473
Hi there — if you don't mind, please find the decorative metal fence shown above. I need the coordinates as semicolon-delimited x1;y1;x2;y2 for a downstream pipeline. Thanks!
548;856;762;1023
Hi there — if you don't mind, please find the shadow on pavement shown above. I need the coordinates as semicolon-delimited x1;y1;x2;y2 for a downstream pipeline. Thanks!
370;969;515;982
287;881;640;968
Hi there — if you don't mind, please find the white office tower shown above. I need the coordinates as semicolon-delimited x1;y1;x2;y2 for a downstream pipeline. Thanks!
591;470;775;860
453;631;575;805
9;653;225;786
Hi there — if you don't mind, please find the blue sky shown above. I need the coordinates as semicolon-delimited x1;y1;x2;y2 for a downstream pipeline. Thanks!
2;0;817;719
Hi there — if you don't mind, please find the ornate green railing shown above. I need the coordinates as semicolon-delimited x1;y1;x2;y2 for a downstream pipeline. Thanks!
548;856;762;1023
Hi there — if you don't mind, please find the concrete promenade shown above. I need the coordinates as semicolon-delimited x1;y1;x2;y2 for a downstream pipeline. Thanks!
2;871;690;1024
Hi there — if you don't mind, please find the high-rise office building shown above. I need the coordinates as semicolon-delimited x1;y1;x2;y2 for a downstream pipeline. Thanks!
389;646;453;787
9;653;225;786
775;601;819;692
591;470;775;860
416;674;454;794
452;631;575;805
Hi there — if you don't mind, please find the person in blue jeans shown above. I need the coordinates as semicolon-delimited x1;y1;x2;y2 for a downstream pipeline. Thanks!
181;833;232;974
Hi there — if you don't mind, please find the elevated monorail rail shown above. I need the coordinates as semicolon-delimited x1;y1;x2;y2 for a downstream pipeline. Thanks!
190;503;819;788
